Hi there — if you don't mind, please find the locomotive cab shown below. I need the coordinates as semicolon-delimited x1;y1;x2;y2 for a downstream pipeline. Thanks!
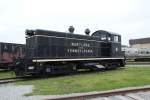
92;30;122;57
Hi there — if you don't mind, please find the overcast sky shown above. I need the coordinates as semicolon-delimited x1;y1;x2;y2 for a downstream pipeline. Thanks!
0;0;150;45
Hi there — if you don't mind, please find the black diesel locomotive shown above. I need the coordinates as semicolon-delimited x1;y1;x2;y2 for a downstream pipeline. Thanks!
15;29;125;76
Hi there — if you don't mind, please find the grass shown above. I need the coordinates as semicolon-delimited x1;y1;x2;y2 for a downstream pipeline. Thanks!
16;66;150;96
0;70;15;79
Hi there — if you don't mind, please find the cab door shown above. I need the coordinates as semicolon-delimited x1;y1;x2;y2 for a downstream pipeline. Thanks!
101;42;111;57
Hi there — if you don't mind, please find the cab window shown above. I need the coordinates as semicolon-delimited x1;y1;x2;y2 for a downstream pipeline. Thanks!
114;35;119;42
101;34;107;40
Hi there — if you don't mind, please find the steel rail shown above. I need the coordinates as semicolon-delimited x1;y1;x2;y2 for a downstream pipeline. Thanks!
46;86;150;100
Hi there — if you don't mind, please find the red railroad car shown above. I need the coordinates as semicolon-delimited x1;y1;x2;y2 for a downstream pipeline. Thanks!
0;42;25;69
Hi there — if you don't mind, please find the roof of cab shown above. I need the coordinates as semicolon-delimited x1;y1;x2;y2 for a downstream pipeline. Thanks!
92;30;120;36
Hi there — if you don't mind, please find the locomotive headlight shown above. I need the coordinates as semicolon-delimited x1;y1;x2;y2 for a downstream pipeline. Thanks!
28;66;35;70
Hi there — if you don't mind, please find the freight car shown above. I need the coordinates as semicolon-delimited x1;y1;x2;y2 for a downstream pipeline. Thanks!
0;42;25;69
124;47;150;61
14;29;125;76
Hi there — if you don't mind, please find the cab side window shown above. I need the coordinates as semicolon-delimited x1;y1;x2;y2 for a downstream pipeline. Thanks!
101;34;107;40
114;35;119;42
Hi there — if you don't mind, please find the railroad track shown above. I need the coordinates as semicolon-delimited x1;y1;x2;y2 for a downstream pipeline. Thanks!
46;86;150;100
0;77;25;84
